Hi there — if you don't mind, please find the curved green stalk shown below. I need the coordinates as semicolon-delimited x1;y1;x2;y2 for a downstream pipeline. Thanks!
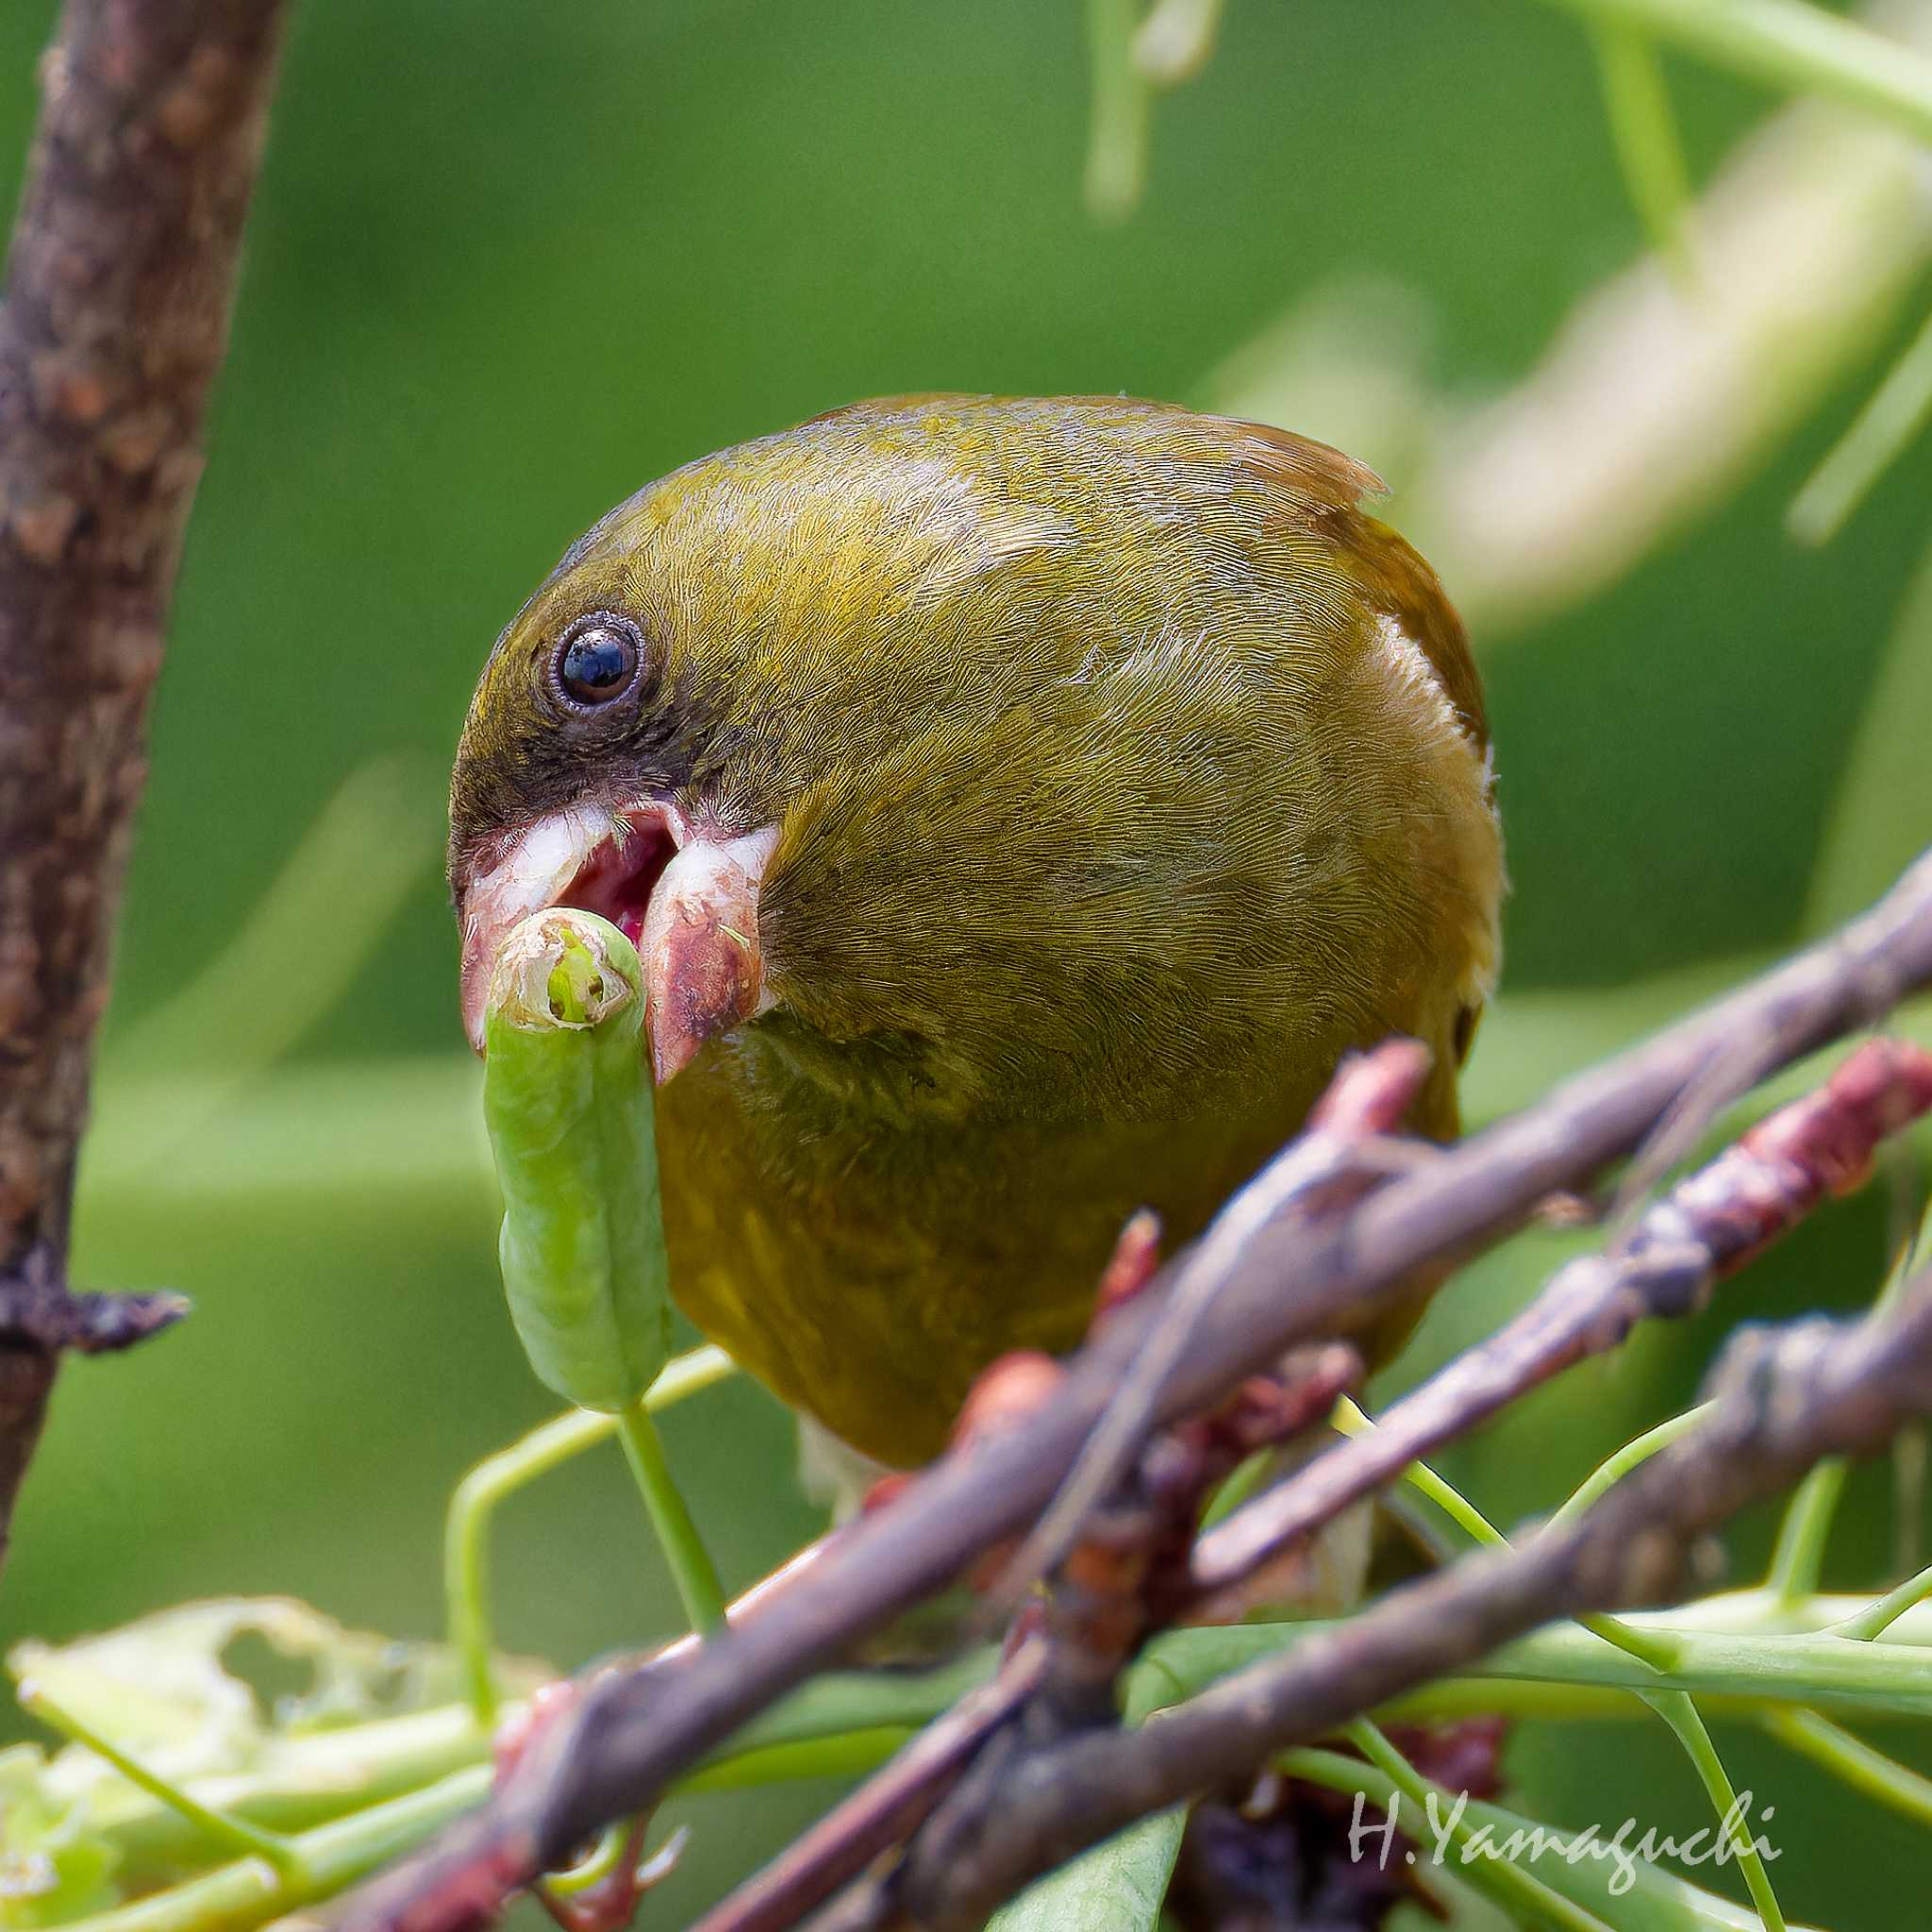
1829;1558;1932;1642
1550;1405;1716;1526
1344;1719;1614;1932
1761;1707;1932;1825
1789;307;1932;544
617;1395;727;1632
1590;25;1695;281
1637;1690;1786;1930
444;1344;735;1724
1532;0;1932;147
1331;1397;1677;1667
1331;1395;1504;1548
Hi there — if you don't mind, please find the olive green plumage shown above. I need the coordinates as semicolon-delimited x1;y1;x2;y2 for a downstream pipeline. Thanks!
451;394;1503;1468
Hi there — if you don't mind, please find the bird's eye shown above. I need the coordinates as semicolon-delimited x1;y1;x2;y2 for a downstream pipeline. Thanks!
554;617;641;708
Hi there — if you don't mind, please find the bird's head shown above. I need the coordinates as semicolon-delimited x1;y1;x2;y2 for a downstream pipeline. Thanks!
447;396;1091;1099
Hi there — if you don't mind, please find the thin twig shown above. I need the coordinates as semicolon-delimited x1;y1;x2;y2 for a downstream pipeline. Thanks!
990;1041;1429;1617
888;1287;1932;1930
0;1244;188;1355
1191;1034;1932;1603
688;1642;1049;1932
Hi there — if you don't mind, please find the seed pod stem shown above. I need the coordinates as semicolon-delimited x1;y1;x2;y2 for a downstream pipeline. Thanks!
482;908;725;1632
618;1397;728;1632
483;910;669;1414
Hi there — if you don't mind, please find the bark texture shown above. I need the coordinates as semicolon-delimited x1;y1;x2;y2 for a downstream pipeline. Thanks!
0;0;287;1571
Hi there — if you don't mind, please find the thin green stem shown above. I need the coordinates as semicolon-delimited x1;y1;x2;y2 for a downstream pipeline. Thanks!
19;1687;308;1880
1768;1458;1849;1604
447;1407;610;1726
1331;1395;1504;1547
1342;1719;1614;1932
619;1394;728;1632
1332;1397;1678;1666
1639;1689;1787;1931
1548;1403;1716;1526
1576;1611;1685;1671
1654;1582;1932;1641
55;1703;491;1880
53;1767;493;1932
444;1343;735;1723
1829;1558;1932;1642
1406;1457;1505;1546
1790;307;1932;543
1085;0;1150;219
1589;24;1696;281
1761;1707;1932;1824
1532;0;1932;147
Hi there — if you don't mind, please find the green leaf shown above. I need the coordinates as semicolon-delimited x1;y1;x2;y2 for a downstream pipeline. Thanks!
984;1808;1188;1932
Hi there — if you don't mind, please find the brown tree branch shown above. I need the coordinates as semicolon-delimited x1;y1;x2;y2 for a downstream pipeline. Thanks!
1190;1032;1932;1606
336;846;1932;1932
0;0;286;1572
883;1282;1932;1930
690;1641;1051;1932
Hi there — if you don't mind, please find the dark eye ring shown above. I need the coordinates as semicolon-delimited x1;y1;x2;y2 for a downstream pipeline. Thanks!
553;614;643;709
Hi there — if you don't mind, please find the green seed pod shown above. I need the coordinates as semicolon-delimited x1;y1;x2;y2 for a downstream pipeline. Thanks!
482;908;670;1413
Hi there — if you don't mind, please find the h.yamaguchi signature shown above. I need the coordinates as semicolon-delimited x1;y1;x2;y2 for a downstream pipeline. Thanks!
1347;1787;1781;1899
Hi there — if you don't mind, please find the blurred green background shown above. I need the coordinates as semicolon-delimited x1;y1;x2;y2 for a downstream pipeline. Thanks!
4;0;1931;1924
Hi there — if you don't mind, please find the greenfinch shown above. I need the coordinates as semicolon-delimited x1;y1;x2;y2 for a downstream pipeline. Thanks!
449;394;1502;1470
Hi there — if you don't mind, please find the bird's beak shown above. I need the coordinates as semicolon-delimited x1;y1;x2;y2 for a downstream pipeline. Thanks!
457;801;779;1082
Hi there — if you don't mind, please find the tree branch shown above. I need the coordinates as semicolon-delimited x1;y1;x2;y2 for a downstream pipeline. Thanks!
335;845;1932;1932
886;1282;1932;1929
1190;1032;1932;1606
0;0;286;1572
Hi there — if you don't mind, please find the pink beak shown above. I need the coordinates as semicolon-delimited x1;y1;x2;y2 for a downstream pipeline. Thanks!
458;802;779;1082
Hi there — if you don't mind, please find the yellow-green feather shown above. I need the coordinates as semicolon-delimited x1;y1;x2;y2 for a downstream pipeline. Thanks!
452;395;1502;1466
